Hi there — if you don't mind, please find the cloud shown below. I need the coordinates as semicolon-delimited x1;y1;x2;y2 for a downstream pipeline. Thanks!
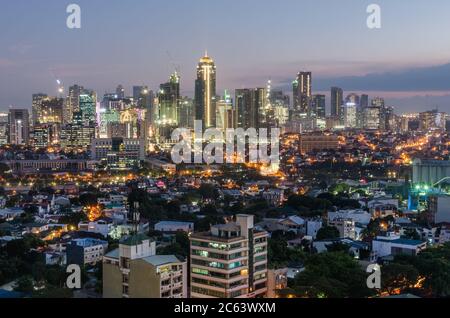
312;63;450;91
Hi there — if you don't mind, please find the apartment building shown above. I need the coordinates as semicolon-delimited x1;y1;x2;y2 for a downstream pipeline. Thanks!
103;233;187;298
189;214;269;298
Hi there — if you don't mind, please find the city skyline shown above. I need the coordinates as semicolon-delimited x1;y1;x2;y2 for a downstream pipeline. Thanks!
1;0;450;112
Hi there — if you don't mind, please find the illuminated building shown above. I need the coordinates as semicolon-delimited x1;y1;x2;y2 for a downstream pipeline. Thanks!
103;233;187;298
0;112;8;145
32;93;48;126
179;97;194;129
91;137;145;169
419;110;446;132
363;106;381;130
330;87;343;120
32;123;59;148
235;88;266;129
190;214;268;298
299;134;339;154
312;94;326;119
343;102;357;128
8;108;30;145
79;91;97;125
155;72;180;141
195;53;217;129
66;85;85;124
60;112;95;151
292;72;312;116
216;90;234;130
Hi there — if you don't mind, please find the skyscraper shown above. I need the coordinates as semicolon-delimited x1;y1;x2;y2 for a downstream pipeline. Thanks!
216;90;234;130
32;93;48;126
331;87;344;119
158;72;180;126
195;53;217;128
79;91;97;125
312;94;326;118
66;85;85;124
8;109;30;145
235;88;266;129
116;85;125;99
293;72;312;114
0;112;9;145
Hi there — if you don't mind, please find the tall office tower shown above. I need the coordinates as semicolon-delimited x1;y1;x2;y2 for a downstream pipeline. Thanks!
32;123;59;148
79;91;97;125
235;88;266;129
363;106;382;130
371;97;385;108
32;93;48;126
179;97;194;129
343;102;357;128
292;72;312;114
0;112;8;145
66;85;85;123
360;94;369;109
195;53;217;129
190;214;269;298
116;85;125;99
312;94;326;118
158;72;180;126
8;109;30;145
103;233;187;298
270;90;290;108
216;90;234;130
330;87;344;119
133;86;153;110
37;97;64;125
60;111;96;151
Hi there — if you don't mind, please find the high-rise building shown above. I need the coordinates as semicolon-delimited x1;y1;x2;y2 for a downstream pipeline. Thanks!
360;94;369;109
79;91;97;125
179;97;194;129
32;96;64;125
32;93;48;126
60;112;95;151
235;88;266;129
103;233;187;298
0;112;9;145
216;90;234;130
343;102;358;128
330;87;344;120
419;110;446;132
195;53;217;128
66;85;85;124
133;86;153;110
158;72;180;127
8;109;30;145
190;214;268;298
312;94;326;118
116;85;125;99
91;137;145;169
293;72;312;115
32;123;59;148
363;106;381;130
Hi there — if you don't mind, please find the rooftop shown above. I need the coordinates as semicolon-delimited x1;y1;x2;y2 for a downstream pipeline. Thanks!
120;233;152;246
142;255;183;267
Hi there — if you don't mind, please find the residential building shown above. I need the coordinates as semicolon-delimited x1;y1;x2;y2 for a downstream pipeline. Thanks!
190;214;268;298
66;238;108;266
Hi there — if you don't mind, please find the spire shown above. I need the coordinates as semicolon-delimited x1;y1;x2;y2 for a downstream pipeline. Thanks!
205;50;208;57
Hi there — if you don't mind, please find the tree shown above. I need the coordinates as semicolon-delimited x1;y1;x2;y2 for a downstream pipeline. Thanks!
316;226;340;240
293;252;375;298
325;242;350;254
14;276;34;294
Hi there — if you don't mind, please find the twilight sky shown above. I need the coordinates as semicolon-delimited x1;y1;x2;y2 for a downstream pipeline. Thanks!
1;0;450;113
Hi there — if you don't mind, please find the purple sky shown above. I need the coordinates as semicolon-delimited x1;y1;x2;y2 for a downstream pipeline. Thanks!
1;0;450;113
